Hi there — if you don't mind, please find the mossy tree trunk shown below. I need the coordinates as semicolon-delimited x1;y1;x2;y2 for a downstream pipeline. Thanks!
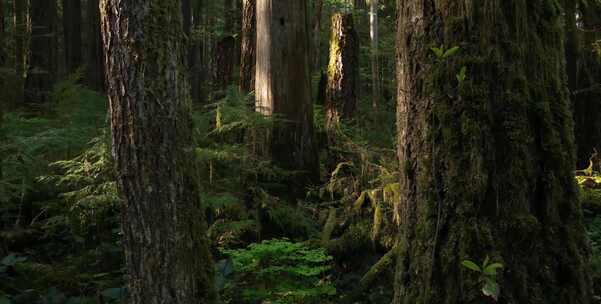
325;7;359;130
25;0;57;103
239;0;255;93
569;0;601;169
100;0;216;303
85;0;105;91
393;1;592;303
255;0;319;189
63;0;82;74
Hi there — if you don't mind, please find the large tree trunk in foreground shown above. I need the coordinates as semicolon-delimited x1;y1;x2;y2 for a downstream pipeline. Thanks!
255;0;319;189
100;1;216;303
393;1;591;303
325;10;359;130
239;0;255;93
63;0;82;74
25;0;57;103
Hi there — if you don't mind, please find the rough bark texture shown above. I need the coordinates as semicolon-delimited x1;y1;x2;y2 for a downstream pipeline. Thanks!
239;0;255;93
86;0;105;91
569;1;601;169
393;1;592;303
325;11;359;129
25;0;58;103
100;1;216;303
63;0;83;73
255;0;319;188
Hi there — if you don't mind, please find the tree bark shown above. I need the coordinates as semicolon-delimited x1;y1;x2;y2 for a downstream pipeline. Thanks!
369;0;380;110
393;1;592;303
239;0;255;93
25;0;57;103
85;0;105;91
312;0;324;71
100;0;216;303
212;0;236;94
182;0;203;103
63;0;82;74
13;0;26;102
255;0;319;188
325;10;359;130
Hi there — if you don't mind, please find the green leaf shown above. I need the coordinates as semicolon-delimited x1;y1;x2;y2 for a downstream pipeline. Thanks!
431;46;444;58
461;260;482;272
483;255;490;267
443;46;460;58
483;263;504;276
456;66;467;83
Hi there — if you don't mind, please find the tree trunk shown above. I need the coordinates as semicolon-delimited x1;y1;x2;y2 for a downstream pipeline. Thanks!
325;10;359;129
182;0;203;103
212;0;235;94
25;0;57;103
369;0;379;110
239;0;255;93
100;0;216;303
0;0;5;66
393;1;592;303
13;0;26;102
255;0;319;188
312;0;324;71
570;0;601;169
63;0;82;74
85;0;104;91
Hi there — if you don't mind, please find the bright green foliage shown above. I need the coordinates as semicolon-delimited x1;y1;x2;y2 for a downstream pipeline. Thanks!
222;239;336;304
461;257;504;301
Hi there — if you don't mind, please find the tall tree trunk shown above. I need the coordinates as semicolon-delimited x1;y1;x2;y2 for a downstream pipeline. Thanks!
63;0;82;74
13;0;26;102
255;0;319;189
212;0;235;94
239;0;255;93
85;0;104;91
393;1;591;303
312;0;324;71
369;0;379;110
100;0;216;303
570;0;601;169
25;0;57;103
325;9;359;130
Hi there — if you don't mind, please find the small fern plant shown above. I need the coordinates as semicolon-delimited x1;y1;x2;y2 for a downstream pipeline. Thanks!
462;256;504;301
